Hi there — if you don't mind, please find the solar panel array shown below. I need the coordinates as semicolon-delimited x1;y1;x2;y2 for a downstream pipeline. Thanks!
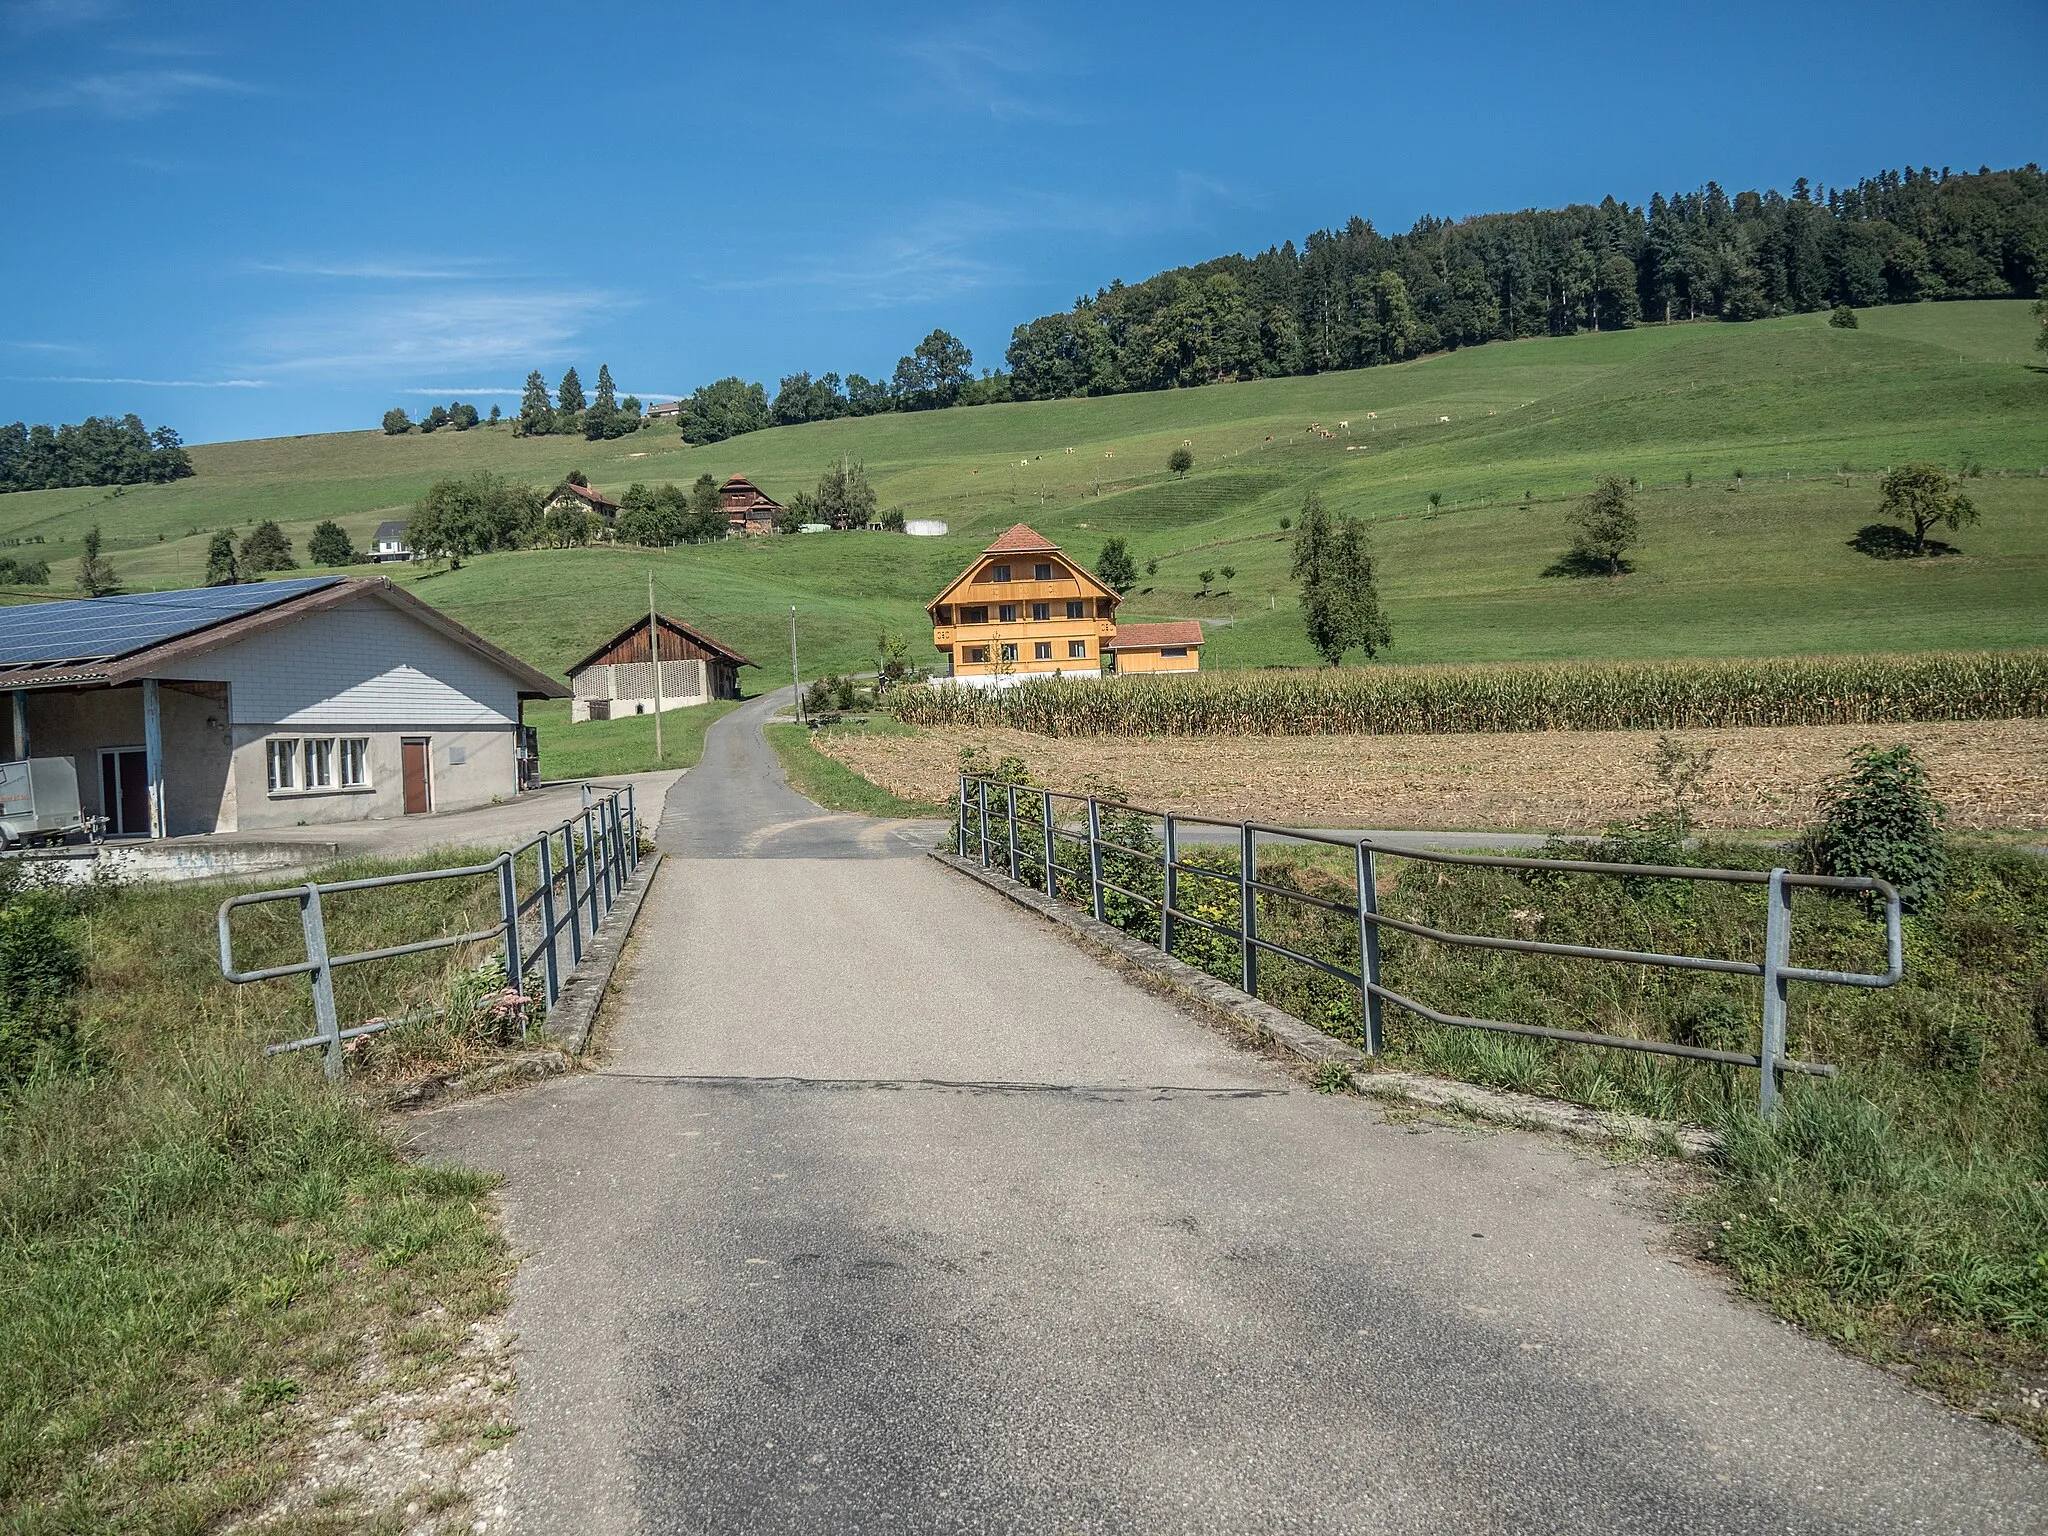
0;577;342;668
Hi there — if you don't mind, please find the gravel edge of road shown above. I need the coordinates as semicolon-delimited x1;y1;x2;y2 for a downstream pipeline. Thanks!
927;848;1721;1159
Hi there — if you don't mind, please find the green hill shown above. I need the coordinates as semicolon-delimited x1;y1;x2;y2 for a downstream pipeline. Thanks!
3;300;2044;685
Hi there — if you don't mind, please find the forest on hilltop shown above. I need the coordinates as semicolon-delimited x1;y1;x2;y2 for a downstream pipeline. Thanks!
1003;165;2048;397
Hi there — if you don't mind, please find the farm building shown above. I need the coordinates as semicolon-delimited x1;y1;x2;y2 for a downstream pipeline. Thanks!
1102;621;1204;675
546;480;621;528
566;615;754;722
720;476;784;535
926;525;1120;687
645;400;682;419
0;577;565;837
371;519;412;562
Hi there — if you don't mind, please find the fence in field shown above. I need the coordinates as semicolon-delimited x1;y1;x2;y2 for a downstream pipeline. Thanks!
901;650;2048;737
217;783;641;1078
957;774;1905;1117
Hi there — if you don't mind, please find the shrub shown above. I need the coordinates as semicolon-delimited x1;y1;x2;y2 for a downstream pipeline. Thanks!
0;899;86;1083
1801;743;1947;910
1828;303;1859;329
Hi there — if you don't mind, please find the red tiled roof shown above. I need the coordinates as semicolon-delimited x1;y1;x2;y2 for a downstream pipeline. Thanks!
561;481;620;510
1104;621;1205;650
982;523;1060;554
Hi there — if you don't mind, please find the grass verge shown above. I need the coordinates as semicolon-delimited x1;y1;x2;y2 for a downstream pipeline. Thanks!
764;720;948;817
531;695;741;780
0;855;547;1530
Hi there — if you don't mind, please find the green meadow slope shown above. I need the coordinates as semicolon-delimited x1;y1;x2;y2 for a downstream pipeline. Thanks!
4;301;2044;682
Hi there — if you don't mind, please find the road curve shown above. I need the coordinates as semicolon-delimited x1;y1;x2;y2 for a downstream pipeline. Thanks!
414;690;2048;1534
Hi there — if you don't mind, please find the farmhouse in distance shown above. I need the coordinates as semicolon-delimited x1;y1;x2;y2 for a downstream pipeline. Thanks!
567;614;754;722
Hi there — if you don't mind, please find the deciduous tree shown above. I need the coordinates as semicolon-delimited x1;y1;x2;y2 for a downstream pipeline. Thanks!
74;525;117;597
203;530;238;585
239;520;296;574
1563;475;1641;575
1876;462;1978;555
1299;516;1391;666
1168;446;1193;478
1095;535;1136;594
381;407;412;435
307;520;355;566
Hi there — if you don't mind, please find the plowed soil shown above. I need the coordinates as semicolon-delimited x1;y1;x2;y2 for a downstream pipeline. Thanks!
814;719;2048;831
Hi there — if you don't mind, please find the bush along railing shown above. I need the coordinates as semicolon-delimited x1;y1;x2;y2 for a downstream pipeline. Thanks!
218;783;639;1078
957;775;1905;1118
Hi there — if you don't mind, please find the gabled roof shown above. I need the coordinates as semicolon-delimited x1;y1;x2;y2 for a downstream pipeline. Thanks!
720;475;783;509
565;613;757;677
556;481;620;511
1104;621;1205;650
374;519;408;540
983;523;1060;554
0;576;569;697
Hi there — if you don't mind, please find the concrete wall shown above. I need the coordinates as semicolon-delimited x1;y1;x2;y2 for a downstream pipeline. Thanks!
228;725;515;830
571;660;708;723
20;680;232;837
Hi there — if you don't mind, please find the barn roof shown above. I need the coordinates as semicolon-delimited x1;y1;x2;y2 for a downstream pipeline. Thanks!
557;481;620;510
565;613;757;677
0;576;568;697
1103;621;1205;650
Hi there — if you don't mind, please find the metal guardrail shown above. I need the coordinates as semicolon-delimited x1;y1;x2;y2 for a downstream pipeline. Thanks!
958;775;1904;1117
219;782;640;1078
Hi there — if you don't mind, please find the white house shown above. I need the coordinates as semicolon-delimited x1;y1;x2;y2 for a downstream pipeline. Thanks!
0;577;567;837
372;519;412;562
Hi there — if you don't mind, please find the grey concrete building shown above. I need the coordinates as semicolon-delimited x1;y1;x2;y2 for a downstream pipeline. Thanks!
0;576;566;837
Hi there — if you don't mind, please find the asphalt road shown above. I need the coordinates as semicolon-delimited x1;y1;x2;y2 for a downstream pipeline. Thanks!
415;690;2048;1533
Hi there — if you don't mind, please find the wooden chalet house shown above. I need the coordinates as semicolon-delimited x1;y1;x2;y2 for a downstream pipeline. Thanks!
720;476;784;535
566;615;754;721
926;525;1123;686
545;480;621;529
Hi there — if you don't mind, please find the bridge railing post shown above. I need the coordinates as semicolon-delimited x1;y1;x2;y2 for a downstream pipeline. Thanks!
1087;797;1105;922
1161;813;1178;956
1042;788;1056;898
1356;841;1383;1055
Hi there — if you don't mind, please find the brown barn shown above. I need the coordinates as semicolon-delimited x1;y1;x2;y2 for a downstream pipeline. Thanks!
720;475;784;535
566;615;754;722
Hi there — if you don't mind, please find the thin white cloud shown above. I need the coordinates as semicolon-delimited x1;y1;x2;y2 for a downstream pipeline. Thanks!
3;340;85;355
245;288;619;376
4;0;115;35
10;374;272;388
251;257;498;281
9;68;261;117
398;386;523;396
900;25;1090;125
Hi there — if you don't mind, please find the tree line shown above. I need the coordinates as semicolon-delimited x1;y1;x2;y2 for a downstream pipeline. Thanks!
1005;164;2046;397
0;414;194;494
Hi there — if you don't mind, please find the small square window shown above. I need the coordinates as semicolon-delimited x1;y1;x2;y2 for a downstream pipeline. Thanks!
1034;562;1054;581
1030;603;1050;622
1066;601;1086;620
266;738;297;792
989;564;1010;582
1034;641;1053;660
1068;640;1087;659
999;603;1018;623
303;737;333;789
999;643;1018;662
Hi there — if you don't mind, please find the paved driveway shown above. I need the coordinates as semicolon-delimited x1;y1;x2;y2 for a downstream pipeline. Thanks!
413;691;2048;1533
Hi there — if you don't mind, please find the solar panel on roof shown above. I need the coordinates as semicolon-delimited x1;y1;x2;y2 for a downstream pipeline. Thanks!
0;577;341;668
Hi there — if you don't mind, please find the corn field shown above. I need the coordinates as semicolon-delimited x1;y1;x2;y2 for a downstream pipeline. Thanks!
896;651;2048;737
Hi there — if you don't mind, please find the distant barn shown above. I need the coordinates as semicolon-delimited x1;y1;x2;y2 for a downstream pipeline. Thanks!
566;615;754;722
720;476;784;535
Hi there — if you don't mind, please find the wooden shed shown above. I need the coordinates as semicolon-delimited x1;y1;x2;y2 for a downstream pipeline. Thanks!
566;615;754;722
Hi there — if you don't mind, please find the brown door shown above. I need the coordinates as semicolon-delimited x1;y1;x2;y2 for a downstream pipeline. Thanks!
99;748;149;835
401;739;431;815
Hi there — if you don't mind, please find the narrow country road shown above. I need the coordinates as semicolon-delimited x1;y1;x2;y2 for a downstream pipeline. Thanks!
415;691;2047;1533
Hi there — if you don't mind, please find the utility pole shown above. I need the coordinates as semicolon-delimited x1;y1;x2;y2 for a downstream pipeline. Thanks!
789;605;803;724
648;571;663;761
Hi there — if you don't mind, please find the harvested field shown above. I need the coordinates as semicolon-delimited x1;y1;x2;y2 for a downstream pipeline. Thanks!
816;718;2048;832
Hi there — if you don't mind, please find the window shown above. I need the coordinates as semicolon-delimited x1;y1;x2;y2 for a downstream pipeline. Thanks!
962;605;988;624
1034;562;1054;581
1066;600;1086;619
999;643;1018;662
339;738;370;788
936;605;953;624
1068;640;1088;659
266;738;297;792
1031;603;1050;622
989;563;1011;582
965;646;988;664
998;603;1018;623
303;737;334;789
1034;641;1053;660
1161;646;1188;658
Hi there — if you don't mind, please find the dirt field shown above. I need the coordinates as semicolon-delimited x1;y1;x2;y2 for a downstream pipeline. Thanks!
816;719;2048;832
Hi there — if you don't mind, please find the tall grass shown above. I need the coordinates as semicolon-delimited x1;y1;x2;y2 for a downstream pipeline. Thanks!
900;650;2048;736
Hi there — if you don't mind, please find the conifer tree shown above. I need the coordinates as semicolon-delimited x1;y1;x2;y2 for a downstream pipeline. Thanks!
74;525;118;597
557;367;586;415
518;371;554;436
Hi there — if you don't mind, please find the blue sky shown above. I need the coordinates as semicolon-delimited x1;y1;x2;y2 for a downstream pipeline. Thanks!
3;0;2042;444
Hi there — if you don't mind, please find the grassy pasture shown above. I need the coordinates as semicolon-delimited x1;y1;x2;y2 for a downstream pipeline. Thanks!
3;302;2044;685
